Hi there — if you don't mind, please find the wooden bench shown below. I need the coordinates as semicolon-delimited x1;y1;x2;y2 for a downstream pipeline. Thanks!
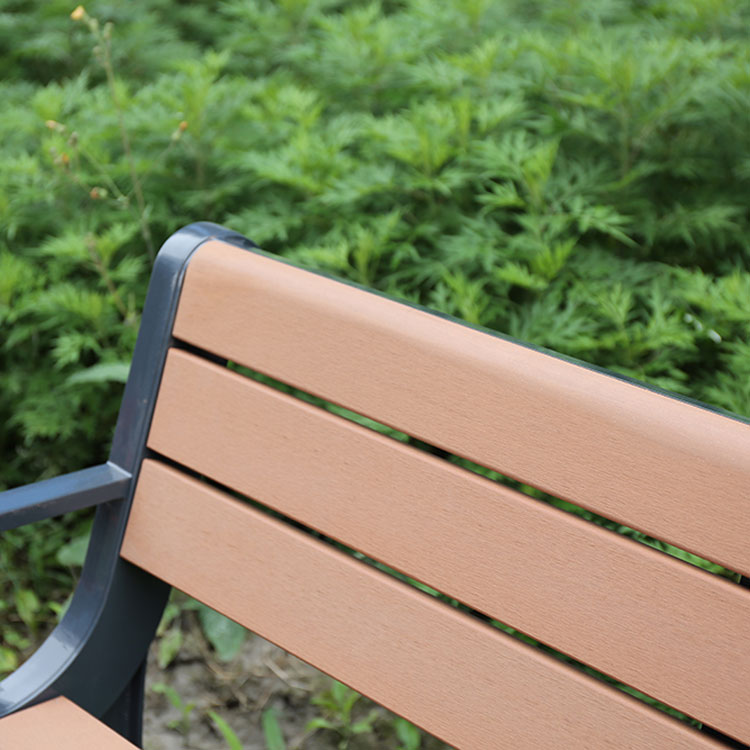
1;223;749;749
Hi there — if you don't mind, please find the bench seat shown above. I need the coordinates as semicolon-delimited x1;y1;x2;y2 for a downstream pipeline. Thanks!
0;697;137;749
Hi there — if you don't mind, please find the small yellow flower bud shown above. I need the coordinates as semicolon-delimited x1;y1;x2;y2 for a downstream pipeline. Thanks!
45;120;62;131
71;5;85;21
171;121;189;141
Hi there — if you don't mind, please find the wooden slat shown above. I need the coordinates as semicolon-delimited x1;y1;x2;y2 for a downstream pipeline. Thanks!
149;349;750;743
0;697;137;749
123;461;724;750
173;240;750;577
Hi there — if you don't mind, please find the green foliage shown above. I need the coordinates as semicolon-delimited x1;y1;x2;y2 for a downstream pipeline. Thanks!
154;597;186;669
196;602;247;663
151;682;196;734
307;680;380;749
153;592;246;668
0;512;90;677
394;718;422;750
211;710;245;750
152;663;428;749
261;708;287;750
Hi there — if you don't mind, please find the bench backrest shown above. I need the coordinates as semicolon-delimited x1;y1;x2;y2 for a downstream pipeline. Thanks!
117;234;750;749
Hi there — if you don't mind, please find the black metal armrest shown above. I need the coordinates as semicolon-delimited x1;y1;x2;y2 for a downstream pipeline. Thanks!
0;223;249;743
0;463;132;532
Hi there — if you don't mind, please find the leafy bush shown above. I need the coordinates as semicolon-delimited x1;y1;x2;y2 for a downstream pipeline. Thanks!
1;0;749;685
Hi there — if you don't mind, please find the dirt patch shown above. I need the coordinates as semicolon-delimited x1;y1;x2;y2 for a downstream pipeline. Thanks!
143;623;449;750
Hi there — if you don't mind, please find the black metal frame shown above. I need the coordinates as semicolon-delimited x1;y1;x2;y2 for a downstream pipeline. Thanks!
0;222;254;745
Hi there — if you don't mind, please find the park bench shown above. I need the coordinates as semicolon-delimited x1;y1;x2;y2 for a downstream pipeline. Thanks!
1;222;749;749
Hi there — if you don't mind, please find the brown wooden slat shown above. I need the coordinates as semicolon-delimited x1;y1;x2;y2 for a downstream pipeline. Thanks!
0;697;138;749
122;460;724;750
149;349;750;743
173;240;750;578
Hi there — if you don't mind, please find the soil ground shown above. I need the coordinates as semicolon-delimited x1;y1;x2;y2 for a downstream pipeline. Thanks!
142;621;449;750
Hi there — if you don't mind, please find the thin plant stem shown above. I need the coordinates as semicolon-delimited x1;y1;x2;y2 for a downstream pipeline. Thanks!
97;23;155;260
86;236;133;324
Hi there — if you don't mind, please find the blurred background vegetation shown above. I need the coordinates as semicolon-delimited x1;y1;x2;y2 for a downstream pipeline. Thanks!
1;0;749;718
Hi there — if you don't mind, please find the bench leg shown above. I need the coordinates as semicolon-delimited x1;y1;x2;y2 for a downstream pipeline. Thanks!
100;658;147;746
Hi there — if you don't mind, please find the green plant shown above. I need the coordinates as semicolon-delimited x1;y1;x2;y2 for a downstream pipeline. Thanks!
151;682;196;734
0;512;90;676
262;708;287;750
153;591;247;669
393;718;422;750
69;5;156;258
196;601;247;663
307;680;380;749
154;598;185;670
209;710;244;750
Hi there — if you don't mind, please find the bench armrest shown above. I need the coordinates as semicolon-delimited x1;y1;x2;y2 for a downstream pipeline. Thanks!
0;224;224;737
0;463;132;532
0;224;250;742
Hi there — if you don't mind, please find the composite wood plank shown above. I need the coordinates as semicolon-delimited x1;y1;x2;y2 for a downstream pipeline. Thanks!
0;697;137;749
148;349;750;744
173;241;750;578
122;461;725;750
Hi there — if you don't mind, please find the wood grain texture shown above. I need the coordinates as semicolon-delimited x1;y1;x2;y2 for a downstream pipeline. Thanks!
173;240;750;577
0;697;137;749
149;349;750;744
122;460;725;750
